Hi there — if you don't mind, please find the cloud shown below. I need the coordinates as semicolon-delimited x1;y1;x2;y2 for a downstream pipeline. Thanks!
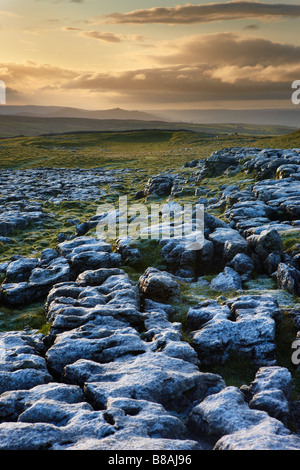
58;32;300;103
60;63;297;104
62;26;83;31
0;61;77;91
153;32;300;67
210;63;300;84
1;32;299;106
101;1;300;24
79;30;145;43
243;24;260;30
79;31;123;43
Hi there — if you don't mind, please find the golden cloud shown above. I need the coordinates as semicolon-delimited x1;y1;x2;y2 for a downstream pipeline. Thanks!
2;32;299;105
100;1;300;24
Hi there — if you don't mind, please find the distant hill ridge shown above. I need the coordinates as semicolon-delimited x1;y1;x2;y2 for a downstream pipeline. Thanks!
0;114;295;139
0;105;299;127
0;105;164;122
0;105;298;138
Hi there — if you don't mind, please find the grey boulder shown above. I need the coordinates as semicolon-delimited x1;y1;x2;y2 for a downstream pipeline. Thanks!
138;267;181;302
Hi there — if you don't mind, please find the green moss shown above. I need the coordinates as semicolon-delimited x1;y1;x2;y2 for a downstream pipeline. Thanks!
38;322;52;336
0;200;101;262
0;302;47;332
280;229;300;254
201;354;258;389
121;239;166;280
179;278;239;302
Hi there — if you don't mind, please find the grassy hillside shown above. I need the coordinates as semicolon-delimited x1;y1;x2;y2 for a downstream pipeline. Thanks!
253;128;300;149
0;127;299;173
0;129;262;171
0;115;295;139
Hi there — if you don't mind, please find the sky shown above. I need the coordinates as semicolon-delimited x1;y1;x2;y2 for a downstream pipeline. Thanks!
1;0;300;110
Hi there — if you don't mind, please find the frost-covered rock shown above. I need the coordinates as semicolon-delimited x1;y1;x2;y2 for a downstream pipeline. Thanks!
230;253;255;280
243;366;293;423
138;267;181;302
214;418;300;450
0;331;52;394
210;267;242;292
208;227;248;263
189;295;281;366
188;386;269;437
82;352;225;410
276;263;300;296
143;174;174;198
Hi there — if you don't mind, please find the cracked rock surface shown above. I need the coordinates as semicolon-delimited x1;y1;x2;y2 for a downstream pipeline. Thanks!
0;146;300;450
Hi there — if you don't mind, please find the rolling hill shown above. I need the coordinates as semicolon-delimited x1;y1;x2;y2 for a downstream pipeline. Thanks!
254;128;300;149
0;105;298;138
156;107;300;129
0;105;163;121
0;115;295;139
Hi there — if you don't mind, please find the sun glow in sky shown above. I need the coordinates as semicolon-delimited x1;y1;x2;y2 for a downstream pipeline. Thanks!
1;0;300;110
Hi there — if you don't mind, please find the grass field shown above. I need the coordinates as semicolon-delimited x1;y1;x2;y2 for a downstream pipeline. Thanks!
254;128;300;149
1;128;298;172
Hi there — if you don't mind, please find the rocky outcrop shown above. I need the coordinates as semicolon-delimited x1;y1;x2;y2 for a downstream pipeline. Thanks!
1;255;70;306
208;227;249;264
242;366;293;424
214;419;300;450
0;331;52;395
137;174;174;199
0;237;122;306
247;228;284;275
0;260;227;450
138;267;181;302
57;236;121;277
193;147;260;179
159;213;246;280
115;237;142;266
160;237;214;279
0;145;299;451
0;203;48;237
188;386;300;450
245;148;300;180
188;295;281;367
276;263;300;296
210;267;242;291
188;386;271;438
0;167;130;205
